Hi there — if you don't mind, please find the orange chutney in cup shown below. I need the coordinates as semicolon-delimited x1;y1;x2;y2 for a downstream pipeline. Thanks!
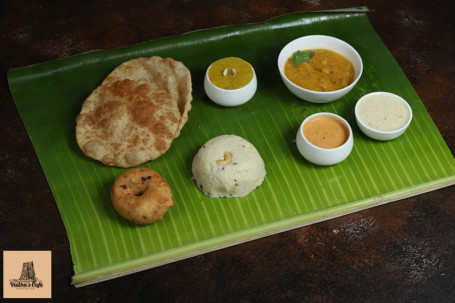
303;115;349;149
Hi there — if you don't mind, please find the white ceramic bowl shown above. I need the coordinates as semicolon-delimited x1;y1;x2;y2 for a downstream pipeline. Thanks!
296;112;354;166
355;92;413;141
278;35;363;103
204;62;257;107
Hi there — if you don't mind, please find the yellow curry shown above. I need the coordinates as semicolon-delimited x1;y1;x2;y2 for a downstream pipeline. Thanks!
284;49;354;92
208;57;254;90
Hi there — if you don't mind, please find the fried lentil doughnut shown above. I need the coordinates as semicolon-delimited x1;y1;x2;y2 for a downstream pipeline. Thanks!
110;167;174;225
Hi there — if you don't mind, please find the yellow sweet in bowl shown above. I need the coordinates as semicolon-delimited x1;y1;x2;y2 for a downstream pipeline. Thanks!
204;57;257;107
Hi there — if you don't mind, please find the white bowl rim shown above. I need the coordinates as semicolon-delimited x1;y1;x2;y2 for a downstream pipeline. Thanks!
278;35;363;95
299;112;353;151
355;91;413;134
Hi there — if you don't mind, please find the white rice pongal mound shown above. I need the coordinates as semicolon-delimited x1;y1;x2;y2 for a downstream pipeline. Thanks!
192;135;266;198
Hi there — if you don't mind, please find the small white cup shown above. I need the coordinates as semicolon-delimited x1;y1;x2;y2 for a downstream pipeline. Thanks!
204;63;257;107
296;112;354;165
355;92;412;141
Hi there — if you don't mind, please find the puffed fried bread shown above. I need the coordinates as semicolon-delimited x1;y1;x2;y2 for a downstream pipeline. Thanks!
75;56;192;167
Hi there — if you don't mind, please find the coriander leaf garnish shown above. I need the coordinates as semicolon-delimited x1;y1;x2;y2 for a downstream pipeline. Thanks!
292;50;315;66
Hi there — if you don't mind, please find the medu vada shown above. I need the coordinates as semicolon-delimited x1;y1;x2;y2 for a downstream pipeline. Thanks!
110;167;174;225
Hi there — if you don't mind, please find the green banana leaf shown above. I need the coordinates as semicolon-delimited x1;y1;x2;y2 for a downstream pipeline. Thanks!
8;7;455;287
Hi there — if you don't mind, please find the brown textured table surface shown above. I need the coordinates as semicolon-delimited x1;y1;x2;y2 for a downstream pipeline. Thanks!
1;0;454;302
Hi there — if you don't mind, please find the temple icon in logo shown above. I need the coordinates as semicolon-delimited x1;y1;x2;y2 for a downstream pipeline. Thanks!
19;261;38;281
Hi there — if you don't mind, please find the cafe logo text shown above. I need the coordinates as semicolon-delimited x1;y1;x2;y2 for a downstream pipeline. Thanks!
9;261;44;289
